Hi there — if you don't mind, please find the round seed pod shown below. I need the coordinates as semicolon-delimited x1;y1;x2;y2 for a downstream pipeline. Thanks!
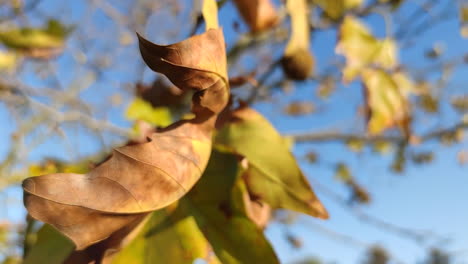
281;48;314;81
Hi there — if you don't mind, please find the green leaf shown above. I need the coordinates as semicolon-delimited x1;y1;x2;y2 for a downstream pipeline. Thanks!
112;150;277;264
0;20;70;50
215;107;328;219
125;98;172;127
23;224;74;264
185;150;279;264
112;205;218;264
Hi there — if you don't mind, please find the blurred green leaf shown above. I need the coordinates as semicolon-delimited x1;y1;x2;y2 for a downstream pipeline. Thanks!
112;205;219;264
125;98;172;127
23;224;74;264
186;150;278;264
113;150;277;264
0;19;71;58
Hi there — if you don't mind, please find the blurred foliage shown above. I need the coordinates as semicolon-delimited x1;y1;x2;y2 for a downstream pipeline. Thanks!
0;0;466;263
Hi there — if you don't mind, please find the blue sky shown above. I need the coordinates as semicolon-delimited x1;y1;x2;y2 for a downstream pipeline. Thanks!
1;0;468;263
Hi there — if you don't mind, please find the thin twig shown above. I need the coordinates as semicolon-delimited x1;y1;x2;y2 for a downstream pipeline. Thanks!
286;120;468;144
312;180;448;244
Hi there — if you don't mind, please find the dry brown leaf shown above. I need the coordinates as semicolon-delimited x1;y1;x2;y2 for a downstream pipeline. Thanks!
243;194;271;229
233;0;279;33
22;28;229;253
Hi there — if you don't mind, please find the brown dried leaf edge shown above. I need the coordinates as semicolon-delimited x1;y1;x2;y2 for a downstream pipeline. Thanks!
22;28;229;250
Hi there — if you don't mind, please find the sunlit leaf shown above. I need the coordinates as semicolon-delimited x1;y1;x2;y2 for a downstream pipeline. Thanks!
362;68;411;135
202;0;218;30
215;107;328;219
337;16;397;82
112;203;219;264
125;98;172;127
0;50;17;72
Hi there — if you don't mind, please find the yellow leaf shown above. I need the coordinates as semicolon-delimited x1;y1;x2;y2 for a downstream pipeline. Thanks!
28;162;58;176
202;0;218;30
337;16;398;82
313;0;363;20
282;0;314;80
0;50;17;72
125;98;172;127
285;0;309;54
362;68;411;135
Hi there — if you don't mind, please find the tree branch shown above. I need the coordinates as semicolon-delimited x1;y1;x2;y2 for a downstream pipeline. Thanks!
287;120;468;144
